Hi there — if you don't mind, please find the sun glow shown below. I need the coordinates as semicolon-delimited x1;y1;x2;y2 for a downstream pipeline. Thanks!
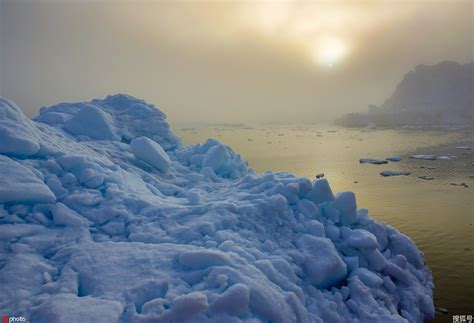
314;37;348;67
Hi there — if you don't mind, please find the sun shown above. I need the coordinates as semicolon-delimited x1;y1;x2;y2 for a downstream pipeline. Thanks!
313;37;348;67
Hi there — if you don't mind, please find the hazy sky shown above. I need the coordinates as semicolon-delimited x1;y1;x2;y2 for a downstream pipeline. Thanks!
1;0;472;124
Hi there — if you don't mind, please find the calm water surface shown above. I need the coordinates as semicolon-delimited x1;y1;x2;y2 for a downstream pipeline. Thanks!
176;125;473;322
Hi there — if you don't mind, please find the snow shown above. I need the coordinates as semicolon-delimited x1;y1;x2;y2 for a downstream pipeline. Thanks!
64;104;119;140
130;136;171;173
0;94;435;322
0;98;41;156
296;235;347;289
0;156;56;204
380;170;411;177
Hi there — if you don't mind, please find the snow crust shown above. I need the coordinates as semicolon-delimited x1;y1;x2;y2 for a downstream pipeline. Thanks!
0;94;434;322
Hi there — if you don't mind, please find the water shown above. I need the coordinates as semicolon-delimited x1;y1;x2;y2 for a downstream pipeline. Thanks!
176;124;473;321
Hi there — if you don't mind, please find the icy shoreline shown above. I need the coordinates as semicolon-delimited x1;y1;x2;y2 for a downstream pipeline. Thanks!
0;95;434;322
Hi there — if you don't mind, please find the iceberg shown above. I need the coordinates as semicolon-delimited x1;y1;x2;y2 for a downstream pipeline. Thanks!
0;94;435;322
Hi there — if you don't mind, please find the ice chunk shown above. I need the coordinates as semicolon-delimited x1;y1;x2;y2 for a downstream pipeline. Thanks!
306;178;335;205
349;268;383;288
296;199;319;218
209;283;250;316
64;104;119;140
380;170;411;177
179;249;230;269
159;292;208;321
359;158;388;164
437;156;451;160
202;143;229;172
386;156;401;162
334;191;358;225
0;156;56;203
296;235;347;289
410;154;437;160
51;203;88;228
0;97;40;156
130;136;171;173
124;280;168;312
345;229;378;250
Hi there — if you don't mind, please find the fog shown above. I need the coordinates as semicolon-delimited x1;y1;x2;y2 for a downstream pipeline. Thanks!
0;0;472;125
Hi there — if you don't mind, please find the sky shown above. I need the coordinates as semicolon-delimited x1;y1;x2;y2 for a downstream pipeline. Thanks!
0;0;472;125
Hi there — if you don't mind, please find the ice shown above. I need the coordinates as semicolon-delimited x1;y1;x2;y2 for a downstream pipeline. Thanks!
380;170;411;177
0;95;435;322
0;156;56;203
202;143;229;171
179;249;230;269
0;98;41;156
30;293;123;323
437;156;451;160
386;156;401;162
209;283;250;316
334;191;358;225
130;136;171;173
296;235;347;289
410;154;437;160
64;104;119;140
359;158;388;164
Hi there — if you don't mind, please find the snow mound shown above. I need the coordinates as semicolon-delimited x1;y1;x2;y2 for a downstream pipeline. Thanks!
0;95;434;322
36;94;181;150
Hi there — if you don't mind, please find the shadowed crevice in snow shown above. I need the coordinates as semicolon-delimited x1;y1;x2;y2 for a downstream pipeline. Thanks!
0;94;434;322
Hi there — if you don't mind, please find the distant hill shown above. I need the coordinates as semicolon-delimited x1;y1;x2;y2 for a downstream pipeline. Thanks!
335;61;473;127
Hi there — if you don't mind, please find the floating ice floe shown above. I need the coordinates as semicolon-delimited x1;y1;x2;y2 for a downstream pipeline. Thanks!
386;156;401;162
0;95;435;322
359;158;388;165
455;146;471;150
380;170;412;177
418;176;434;181
410;155;437;161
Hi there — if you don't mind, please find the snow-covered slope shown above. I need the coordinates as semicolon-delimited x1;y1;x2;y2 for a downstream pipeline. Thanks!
0;95;434;322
